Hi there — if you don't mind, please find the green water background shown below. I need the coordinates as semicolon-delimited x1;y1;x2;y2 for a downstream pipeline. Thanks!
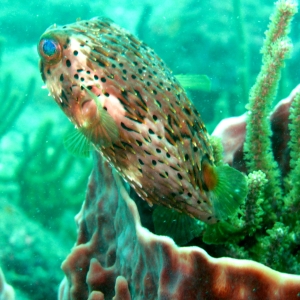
0;0;299;299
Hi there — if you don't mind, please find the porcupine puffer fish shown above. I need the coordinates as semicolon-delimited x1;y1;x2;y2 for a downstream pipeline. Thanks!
37;17;247;240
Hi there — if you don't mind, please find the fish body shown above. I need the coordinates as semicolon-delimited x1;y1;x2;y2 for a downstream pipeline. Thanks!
38;17;246;225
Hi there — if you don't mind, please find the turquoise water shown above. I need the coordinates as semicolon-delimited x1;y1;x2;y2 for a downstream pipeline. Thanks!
0;1;299;299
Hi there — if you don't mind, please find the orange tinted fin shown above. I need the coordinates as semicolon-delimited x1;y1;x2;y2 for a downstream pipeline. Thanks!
202;160;247;220
202;160;218;190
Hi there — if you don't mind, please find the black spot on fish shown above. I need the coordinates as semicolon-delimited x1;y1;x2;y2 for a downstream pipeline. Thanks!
153;115;157;121
131;74;137;79
144;136;151;143
66;59;71;67
165;127;179;143
156;148;161;153
61;90;69;103
148;128;154;134
185;154;189;161
121;122;139;133
123;69;127;74
207;216;212;220
168;114;172;127
125;116;143;124
104;92;109;97
152;160;156;166
177;173;183;180
121;141;134;149
155;100;161;107
170;166;179;171
166;153;171;158
138;158;144;165
87;86;92;90
138;69;143;74
112;64;116;68
87;71;90;74
193;146;198;152
184;107;191;115
101;77;106;82
136;140;142;146
119;63;123;67
60;74;64;82
188;192;192;197
77;69;83;72
147;82;151;86
144;150;151;155
197;200;201;204
73;50;78;56
98;61;105;67
138;168;143;173
47;69;51;75
74;74;79;79
153;90;157;95
80;78;84;82
94;75;99;80
134;90;148;111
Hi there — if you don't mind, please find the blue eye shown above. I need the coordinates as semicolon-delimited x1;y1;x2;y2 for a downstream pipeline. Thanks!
38;35;62;64
42;39;57;56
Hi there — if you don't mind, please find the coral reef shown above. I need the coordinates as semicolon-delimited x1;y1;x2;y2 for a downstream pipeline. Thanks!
59;152;300;299
212;84;300;175
206;0;300;275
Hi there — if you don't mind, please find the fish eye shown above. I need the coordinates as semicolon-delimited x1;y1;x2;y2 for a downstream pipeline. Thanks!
38;36;62;65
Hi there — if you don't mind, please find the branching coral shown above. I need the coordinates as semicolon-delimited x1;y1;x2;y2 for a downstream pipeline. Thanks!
244;0;296;213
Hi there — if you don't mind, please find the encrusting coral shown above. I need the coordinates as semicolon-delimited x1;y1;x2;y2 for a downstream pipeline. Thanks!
59;153;300;300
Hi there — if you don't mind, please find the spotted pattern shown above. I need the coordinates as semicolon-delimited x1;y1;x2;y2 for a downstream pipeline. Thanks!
38;17;216;223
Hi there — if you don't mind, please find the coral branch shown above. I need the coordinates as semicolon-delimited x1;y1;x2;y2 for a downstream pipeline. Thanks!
244;0;297;215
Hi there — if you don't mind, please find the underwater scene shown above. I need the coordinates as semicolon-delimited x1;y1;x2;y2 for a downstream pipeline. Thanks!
0;0;300;299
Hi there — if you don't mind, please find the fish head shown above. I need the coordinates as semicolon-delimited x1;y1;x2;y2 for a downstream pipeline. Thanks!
37;18;111;129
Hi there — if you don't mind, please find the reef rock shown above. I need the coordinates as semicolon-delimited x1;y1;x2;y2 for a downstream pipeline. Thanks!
59;152;300;300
